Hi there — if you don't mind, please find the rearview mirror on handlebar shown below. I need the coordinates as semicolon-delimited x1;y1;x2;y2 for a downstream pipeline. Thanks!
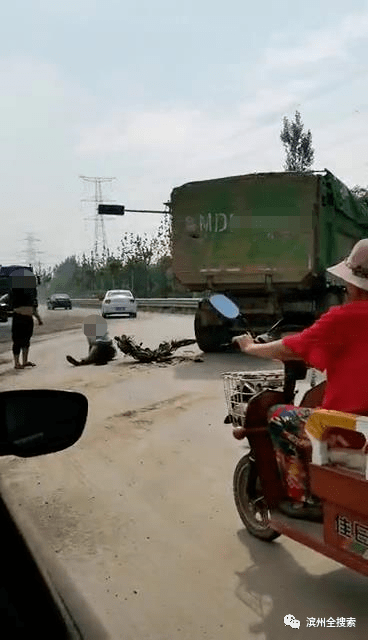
208;294;240;320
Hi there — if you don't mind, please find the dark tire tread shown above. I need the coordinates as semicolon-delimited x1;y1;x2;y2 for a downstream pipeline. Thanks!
233;453;280;541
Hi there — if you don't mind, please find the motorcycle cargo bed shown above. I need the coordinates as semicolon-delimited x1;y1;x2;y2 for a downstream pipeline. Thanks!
310;464;368;515
269;463;368;577
269;510;368;576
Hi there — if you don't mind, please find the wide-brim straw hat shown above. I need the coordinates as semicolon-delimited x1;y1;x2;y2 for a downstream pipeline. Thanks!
327;239;368;292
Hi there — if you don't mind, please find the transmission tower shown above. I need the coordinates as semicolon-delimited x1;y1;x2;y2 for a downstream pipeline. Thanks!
19;233;44;270
80;176;116;259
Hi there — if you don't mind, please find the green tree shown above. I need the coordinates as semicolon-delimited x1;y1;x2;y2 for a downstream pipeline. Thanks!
154;212;172;260
102;255;123;290
351;185;368;208
280;110;314;172
120;232;155;296
49;256;79;294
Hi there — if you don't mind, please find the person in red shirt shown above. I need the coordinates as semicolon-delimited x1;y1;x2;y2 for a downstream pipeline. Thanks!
234;238;368;520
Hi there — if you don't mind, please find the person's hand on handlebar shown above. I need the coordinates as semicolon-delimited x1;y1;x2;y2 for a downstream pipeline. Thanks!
232;333;254;352
232;333;304;361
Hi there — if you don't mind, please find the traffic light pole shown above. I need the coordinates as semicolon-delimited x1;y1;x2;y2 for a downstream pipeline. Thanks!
124;209;169;214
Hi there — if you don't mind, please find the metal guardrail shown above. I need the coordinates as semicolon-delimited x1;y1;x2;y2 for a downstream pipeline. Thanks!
71;298;201;312
137;298;200;309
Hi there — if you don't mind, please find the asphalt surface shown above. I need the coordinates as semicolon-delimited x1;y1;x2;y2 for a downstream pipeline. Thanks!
0;311;366;639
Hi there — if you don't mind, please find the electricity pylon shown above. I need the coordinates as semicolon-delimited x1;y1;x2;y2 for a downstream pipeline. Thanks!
80;176;116;259
19;232;44;270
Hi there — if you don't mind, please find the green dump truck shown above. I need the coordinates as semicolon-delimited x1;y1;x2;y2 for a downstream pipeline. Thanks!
170;169;368;351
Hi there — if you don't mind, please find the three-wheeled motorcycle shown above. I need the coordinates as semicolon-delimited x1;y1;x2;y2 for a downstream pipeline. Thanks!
214;293;368;577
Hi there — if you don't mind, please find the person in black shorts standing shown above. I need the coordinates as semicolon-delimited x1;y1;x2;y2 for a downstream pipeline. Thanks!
10;268;43;369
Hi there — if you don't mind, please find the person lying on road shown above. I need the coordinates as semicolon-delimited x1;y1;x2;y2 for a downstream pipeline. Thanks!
66;315;116;366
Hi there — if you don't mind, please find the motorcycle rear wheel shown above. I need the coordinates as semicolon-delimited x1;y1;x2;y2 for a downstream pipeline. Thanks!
233;453;280;541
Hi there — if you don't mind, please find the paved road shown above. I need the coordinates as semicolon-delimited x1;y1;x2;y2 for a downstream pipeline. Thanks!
0;312;366;639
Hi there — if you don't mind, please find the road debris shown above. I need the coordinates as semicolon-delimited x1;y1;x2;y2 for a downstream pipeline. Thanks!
114;335;197;363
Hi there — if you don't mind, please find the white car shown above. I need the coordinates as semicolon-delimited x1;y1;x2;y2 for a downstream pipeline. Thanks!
101;290;137;318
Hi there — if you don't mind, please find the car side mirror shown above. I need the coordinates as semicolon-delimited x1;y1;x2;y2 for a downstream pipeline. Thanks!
0;390;88;457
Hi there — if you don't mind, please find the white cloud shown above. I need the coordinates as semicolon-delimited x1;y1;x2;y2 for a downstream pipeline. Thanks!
0;56;90;136
77;78;309;155
314;111;368;186
263;8;368;68
75;75;319;180
77;109;202;154
70;3;368;211
0;57;65;109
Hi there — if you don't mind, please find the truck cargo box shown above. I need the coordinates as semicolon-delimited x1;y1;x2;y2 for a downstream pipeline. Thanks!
170;170;368;350
171;170;368;292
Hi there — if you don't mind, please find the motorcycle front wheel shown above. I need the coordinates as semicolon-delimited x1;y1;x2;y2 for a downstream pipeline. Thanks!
233;453;280;541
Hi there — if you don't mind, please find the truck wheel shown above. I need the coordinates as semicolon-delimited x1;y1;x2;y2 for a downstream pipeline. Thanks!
194;310;230;352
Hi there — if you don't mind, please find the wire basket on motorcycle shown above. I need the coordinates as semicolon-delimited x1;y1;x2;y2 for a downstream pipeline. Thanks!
222;370;285;426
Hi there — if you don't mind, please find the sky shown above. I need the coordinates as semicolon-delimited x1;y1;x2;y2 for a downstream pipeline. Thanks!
1;0;368;268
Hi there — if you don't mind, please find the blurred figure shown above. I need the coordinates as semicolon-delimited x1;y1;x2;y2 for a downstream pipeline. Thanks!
66;315;116;366
10;268;43;370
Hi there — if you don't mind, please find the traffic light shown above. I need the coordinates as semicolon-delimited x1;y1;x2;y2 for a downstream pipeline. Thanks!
98;204;125;215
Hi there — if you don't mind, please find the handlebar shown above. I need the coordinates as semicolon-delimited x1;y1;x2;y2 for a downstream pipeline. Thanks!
229;331;275;348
